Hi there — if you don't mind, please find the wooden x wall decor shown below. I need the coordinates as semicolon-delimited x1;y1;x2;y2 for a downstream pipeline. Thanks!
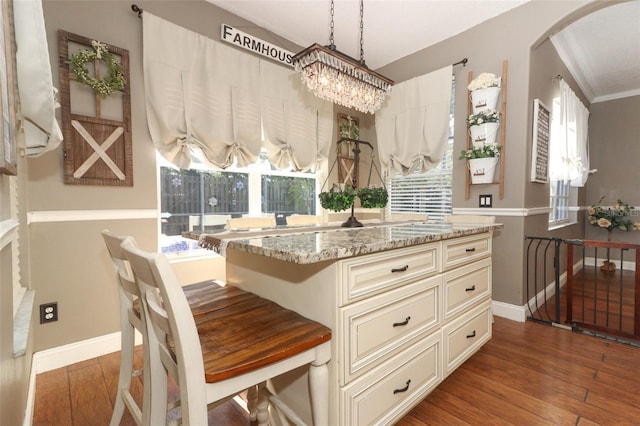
58;30;132;186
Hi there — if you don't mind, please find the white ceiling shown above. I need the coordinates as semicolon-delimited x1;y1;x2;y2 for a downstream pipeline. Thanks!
208;0;640;104
208;0;529;69
551;0;640;104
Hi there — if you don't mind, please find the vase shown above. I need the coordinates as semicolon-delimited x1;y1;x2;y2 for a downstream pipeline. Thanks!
470;86;501;113
468;157;498;184
469;122;500;147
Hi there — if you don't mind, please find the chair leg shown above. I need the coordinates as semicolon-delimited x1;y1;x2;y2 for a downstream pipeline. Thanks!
309;361;329;426
256;382;269;426
247;385;258;421
110;322;138;426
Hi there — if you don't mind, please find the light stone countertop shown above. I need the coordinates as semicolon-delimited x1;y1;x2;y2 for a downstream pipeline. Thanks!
197;221;503;264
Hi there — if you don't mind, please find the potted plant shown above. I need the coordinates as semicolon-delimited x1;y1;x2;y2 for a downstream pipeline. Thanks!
357;186;388;208
319;185;356;212
467;109;500;147
468;72;501;114
587;197;640;272
459;144;501;184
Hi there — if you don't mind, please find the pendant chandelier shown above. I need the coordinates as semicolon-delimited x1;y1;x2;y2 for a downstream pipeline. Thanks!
291;0;393;114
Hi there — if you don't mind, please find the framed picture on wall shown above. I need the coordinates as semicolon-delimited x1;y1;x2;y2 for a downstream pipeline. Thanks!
337;113;359;186
0;0;17;175
530;99;550;183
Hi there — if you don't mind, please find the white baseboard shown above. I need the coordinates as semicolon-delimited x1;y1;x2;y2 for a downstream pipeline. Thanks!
492;257;583;323
33;330;141;374
584;256;636;271
492;300;526;322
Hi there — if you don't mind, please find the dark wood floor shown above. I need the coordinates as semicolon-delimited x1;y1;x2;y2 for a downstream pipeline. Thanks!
530;265;638;343
33;316;640;426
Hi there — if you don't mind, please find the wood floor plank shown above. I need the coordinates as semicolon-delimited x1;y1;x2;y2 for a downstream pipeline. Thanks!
397;389;472;426
421;384;514;425
464;351;589;402
97;348;144;426
444;367;579;425
34;317;640;426
33;368;72;426
68;363;114;426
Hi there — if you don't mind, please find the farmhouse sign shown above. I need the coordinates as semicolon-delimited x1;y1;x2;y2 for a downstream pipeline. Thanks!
221;24;294;67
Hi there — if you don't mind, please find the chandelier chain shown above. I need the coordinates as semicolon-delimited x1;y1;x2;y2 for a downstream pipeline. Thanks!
359;0;365;64
329;0;335;48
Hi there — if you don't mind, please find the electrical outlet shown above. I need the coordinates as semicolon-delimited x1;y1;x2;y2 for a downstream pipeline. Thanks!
40;303;58;324
479;194;493;208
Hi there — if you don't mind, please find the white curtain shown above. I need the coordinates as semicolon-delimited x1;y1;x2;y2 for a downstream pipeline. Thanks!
259;60;333;171
548;79;590;186
375;66;452;175
13;0;63;156
143;13;261;169
143;13;332;171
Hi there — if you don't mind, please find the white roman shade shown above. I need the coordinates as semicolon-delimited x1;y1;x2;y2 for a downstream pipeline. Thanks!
259;60;333;171
13;0;63;157
143;13;261;169
143;13;332;171
375;66;452;175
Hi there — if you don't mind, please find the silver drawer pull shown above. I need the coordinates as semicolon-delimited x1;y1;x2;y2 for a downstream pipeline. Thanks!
466;330;477;339
465;285;476;292
393;379;411;394
465;247;476;252
391;265;409;273
393;316;411;327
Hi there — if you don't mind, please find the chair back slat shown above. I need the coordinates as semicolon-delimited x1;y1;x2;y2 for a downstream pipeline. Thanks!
121;239;209;425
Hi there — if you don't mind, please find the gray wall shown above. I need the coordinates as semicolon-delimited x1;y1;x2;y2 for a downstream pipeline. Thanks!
378;1;596;305
586;95;640;243
31;0;307;352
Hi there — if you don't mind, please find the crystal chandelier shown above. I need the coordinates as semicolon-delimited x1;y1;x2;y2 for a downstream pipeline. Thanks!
291;0;393;114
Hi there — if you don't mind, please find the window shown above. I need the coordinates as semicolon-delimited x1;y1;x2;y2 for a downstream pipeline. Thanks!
387;80;455;222
159;150;320;254
548;94;580;229
549;179;570;224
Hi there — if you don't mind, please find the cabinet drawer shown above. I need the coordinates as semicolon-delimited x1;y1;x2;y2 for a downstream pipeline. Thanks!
338;243;439;306
443;257;491;320
442;233;491;270
340;332;442;426
339;275;440;385
443;300;492;376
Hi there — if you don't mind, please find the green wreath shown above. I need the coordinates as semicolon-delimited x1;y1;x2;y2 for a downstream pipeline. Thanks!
68;40;126;98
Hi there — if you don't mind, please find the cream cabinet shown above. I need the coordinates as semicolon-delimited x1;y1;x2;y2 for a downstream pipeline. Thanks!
336;233;493;424
225;229;494;425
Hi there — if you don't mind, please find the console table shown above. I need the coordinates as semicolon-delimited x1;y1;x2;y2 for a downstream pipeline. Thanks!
198;221;501;425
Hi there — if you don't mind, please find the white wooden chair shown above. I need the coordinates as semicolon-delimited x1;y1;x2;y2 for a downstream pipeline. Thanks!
121;240;332;426
444;214;496;224
102;230;245;425
286;214;321;226
102;230;145;426
226;216;276;230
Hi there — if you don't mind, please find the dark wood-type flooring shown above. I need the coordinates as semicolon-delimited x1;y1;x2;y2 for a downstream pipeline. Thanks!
531;265;638;343
33;316;639;425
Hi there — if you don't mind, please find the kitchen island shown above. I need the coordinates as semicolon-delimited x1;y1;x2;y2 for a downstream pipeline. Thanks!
197;221;501;425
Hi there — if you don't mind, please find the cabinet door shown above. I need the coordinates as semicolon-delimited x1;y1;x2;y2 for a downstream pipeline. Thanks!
443;300;492;376
338;243;439;306
338;275;441;384
443;257;491;321
442;233;491;270
340;331;442;426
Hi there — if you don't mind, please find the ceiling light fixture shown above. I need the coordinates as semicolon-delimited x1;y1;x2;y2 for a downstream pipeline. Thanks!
291;0;394;114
